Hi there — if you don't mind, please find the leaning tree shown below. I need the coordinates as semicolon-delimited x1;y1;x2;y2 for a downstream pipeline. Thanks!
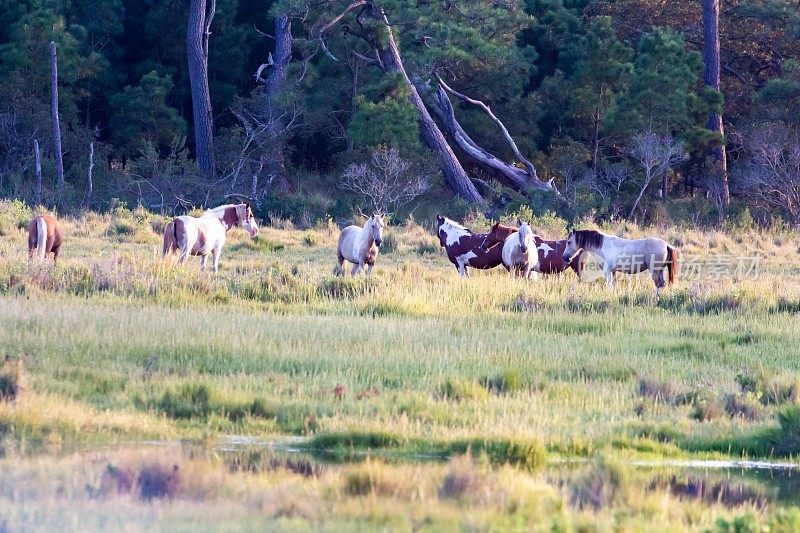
267;0;559;204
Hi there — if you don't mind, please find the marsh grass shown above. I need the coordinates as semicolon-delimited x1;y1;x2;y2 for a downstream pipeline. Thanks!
2;202;800;527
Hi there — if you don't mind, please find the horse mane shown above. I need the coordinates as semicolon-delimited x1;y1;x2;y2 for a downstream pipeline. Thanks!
207;204;239;216
574;229;604;250
440;217;472;235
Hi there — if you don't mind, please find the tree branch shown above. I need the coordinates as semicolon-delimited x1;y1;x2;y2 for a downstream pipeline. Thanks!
435;73;536;177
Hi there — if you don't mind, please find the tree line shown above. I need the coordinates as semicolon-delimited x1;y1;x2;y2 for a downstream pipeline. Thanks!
0;0;798;225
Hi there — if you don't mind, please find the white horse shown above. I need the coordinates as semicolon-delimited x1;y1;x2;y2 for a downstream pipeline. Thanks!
336;213;385;276
501;221;537;278
166;203;259;272
562;229;679;296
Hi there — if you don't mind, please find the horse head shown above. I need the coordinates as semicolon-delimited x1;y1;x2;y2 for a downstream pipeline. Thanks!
562;231;578;263
236;203;259;237
518;222;531;254
480;221;516;252
369;212;385;247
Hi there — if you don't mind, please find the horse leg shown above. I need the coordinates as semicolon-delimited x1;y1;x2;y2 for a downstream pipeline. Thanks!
604;267;615;287
367;264;374;276
351;263;360;277
200;255;208;271
653;268;666;298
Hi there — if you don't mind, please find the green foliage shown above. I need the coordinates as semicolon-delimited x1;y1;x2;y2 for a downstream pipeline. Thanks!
609;28;704;139
0;200;33;236
347;76;420;149
109;72;187;157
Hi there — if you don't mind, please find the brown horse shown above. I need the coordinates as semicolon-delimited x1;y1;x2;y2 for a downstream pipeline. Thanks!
481;221;587;276
436;216;516;277
27;213;63;263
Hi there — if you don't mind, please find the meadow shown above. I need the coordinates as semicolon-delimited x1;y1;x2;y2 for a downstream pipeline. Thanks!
1;200;800;531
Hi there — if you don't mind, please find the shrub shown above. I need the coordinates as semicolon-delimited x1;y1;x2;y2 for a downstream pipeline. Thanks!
437;379;489;402
0;199;33;236
691;398;725;422
724;393;764;421
0;356;25;402
771;405;800;456
481;368;523;395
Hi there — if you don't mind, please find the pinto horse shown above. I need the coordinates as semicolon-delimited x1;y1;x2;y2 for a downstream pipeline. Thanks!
481;221;587;276
562;229;679;296
336;212;384;276
27;213;63;263
436;216;515;277
163;203;258;272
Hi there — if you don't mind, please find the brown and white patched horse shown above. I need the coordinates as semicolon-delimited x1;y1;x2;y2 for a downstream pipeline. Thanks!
562;229;679;296
163;203;258;272
436;216;515;277
27;213;63;263
481;221;587;276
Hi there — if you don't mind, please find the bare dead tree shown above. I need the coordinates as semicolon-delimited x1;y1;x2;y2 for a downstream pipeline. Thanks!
187;0;216;176
50;41;65;203
228;96;301;203
626;131;688;219
340;147;432;214
706;170;728;226
735;125;800;225
33;139;42;206
81;141;94;210
430;74;557;196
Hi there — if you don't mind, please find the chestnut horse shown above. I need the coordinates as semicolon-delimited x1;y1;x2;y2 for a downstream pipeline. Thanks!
562;229;679;296
336;212;385;276
163;203;258;272
27;213;63;263
436;216;515;277
481;221;587;276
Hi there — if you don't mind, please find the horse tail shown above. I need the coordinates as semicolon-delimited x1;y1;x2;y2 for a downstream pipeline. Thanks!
162;221;174;256
174;218;189;262
667;245;679;285
36;216;47;260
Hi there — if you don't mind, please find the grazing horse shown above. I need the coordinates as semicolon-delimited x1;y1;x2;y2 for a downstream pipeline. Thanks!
501;222;538;278
480;222;588;276
336;212;385;276
562;229;679;295
27;213;63;263
436;216;515;277
163;203;259;272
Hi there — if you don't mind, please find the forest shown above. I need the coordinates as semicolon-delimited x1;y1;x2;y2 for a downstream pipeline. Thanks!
0;0;798;226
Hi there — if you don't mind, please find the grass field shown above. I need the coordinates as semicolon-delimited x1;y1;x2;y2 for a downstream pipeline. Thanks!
1;201;800;531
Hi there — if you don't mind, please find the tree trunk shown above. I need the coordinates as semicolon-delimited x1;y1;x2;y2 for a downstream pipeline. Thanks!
371;9;483;204
591;106;600;172
33;139;42;206
702;0;730;205
82;141;94;210
263;14;292;192
187;0;215;176
49;41;65;204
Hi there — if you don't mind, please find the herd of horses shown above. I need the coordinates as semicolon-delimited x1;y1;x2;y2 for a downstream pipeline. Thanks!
25;204;679;295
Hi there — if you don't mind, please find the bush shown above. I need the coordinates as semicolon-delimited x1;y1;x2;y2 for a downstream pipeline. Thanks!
437;379;489;402
481;368;523;395
0;356;25;402
0;199;33;236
